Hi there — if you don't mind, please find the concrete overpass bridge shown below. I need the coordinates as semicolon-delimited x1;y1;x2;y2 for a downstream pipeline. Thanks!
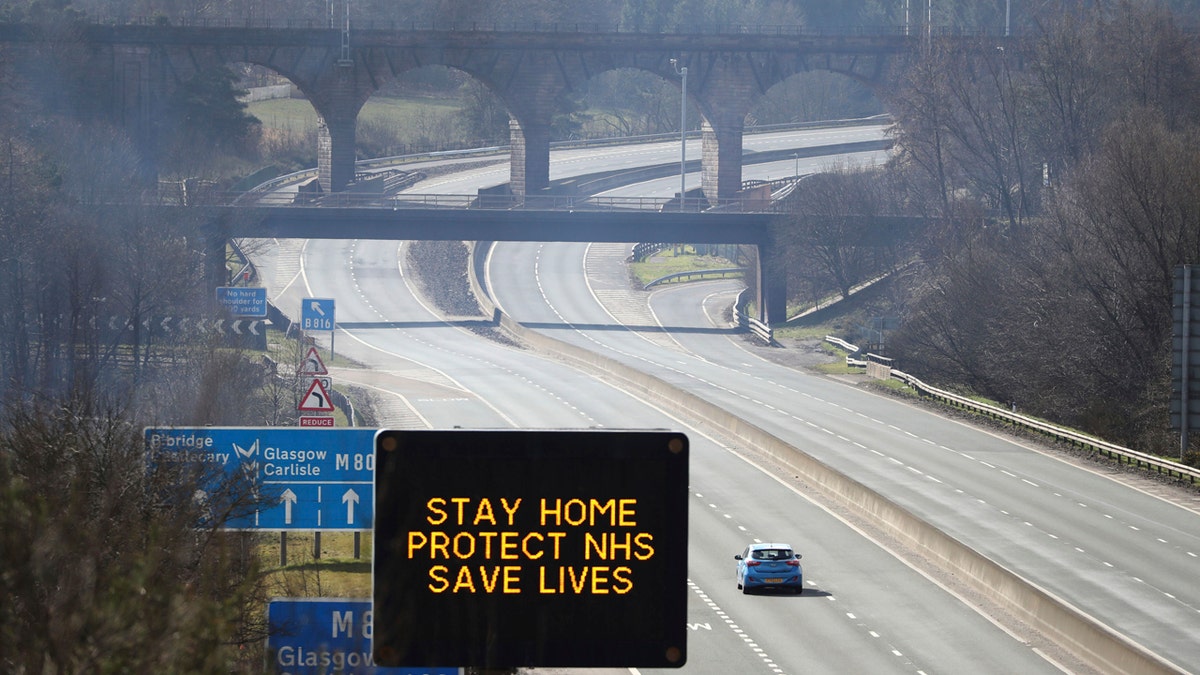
0;18;922;198
187;170;916;327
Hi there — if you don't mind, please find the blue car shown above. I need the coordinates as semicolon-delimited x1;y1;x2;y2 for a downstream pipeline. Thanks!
735;542;804;594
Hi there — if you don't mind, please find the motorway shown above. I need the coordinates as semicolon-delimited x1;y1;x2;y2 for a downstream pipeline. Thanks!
251;125;1199;674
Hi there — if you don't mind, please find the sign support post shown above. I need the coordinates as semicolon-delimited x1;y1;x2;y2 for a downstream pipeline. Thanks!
1184;265;1191;458
1173;265;1200;459
301;298;336;366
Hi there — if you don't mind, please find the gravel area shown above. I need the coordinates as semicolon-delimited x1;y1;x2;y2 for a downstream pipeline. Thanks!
405;239;521;348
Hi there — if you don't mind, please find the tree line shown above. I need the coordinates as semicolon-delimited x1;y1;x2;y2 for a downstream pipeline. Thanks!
778;0;1200;461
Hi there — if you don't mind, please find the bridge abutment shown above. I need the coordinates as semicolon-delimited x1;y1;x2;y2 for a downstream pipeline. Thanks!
757;241;789;325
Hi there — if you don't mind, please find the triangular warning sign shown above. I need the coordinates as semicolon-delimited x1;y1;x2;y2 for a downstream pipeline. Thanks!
298;378;335;412
298;346;328;375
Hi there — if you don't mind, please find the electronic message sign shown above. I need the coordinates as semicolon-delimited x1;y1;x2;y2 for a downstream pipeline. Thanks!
371;429;689;670
145;427;375;530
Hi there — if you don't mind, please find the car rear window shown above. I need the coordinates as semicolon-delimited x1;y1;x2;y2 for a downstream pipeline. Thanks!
752;549;792;560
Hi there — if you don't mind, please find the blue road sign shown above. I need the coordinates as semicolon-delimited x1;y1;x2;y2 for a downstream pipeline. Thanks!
145;428;376;531
267;598;458;675
302;298;336;332
217;286;268;318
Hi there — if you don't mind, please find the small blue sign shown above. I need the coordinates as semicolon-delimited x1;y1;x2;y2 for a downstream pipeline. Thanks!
145;428;376;531
217;286;268;318
302;298;336;332
267;598;458;675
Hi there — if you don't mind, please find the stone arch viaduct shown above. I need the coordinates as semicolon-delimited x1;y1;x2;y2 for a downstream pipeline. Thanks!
1;21;913;198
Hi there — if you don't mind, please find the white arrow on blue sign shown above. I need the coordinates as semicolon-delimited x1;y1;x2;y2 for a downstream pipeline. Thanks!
302;297;336;332
267;598;459;675
145;427;376;531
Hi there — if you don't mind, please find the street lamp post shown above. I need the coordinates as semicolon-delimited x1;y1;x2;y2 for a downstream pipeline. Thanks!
671;58;687;211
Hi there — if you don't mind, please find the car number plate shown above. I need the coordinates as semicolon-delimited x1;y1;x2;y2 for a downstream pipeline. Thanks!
764;578;783;583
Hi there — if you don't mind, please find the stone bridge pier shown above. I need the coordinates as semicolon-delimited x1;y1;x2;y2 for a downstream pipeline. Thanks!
313;87;365;193
692;62;758;203
501;63;563;197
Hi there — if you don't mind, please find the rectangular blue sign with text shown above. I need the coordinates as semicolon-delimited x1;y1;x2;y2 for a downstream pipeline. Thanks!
217;286;268;317
267;598;458;675
145;427;376;531
302;297;336;331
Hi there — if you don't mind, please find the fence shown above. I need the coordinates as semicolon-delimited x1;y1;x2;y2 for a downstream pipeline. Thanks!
826;336;1200;485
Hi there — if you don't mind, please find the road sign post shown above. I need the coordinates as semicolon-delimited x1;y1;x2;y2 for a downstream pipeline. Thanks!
297;347;334;428
302;298;336;363
1173;265;1200;457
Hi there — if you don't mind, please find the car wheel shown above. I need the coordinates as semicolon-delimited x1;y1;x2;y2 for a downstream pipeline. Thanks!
794;587;803;595
736;582;742;590
742;585;751;595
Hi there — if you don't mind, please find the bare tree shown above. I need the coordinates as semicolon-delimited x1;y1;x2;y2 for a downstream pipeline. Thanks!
776;165;902;304
0;402;268;673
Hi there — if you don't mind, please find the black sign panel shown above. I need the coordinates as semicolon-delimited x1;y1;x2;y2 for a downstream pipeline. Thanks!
371;429;688;669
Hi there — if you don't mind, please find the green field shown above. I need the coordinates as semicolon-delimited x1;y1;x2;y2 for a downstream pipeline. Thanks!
628;246;739;287
247;94;463;132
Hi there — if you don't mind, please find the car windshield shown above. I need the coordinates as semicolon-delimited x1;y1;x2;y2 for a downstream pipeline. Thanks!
752;548;792;561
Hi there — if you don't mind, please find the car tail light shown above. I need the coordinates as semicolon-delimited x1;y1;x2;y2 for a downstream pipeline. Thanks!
746;561;761;567
786;560;800;567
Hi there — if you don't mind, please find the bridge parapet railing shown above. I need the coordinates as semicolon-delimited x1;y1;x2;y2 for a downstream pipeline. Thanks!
644;267;747;289
74;16;999;37
825;336;1200;485
191;190;786;213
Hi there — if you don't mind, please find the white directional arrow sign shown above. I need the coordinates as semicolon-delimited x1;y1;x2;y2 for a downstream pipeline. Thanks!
343;488;359;524
301;298;335;331
281;488;297;524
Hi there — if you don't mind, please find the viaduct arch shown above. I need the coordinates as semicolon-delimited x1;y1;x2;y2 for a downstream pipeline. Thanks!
2;22;910;199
